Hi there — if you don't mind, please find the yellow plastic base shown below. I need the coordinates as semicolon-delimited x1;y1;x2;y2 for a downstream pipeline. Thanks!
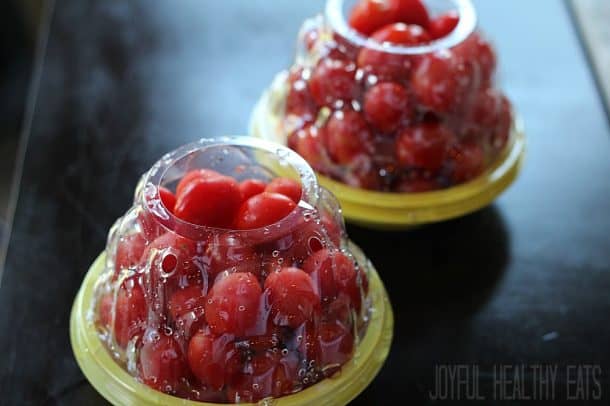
70;244;393;406
249;73;526;229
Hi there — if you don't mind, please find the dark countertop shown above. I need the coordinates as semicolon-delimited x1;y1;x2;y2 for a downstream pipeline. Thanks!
1;0;610;404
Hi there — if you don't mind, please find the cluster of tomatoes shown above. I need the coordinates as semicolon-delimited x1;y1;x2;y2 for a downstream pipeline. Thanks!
97;169;369;403
285;0;512;192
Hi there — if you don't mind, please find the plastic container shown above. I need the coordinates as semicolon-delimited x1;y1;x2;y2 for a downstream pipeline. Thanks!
250;0;526;228
70;136;393;405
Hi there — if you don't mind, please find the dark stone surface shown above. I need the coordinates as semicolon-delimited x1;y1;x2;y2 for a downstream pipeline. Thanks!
1;0;609;404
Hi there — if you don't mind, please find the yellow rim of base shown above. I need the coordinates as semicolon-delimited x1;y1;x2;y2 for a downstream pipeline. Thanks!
70;244;394;406
249;77;526;229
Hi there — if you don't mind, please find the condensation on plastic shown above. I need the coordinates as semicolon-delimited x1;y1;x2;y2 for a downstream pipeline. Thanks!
250;84;524;229
249;0;526;228
70;136;393;404
71;243;392;406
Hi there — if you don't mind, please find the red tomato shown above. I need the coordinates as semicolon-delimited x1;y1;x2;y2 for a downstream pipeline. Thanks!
357;21;430;81
174;175;242;228
114;231;146;278
303;249;363;311
226;350;298;402
234;192;297;230
364;82;411;133
324;110;373;165
142;232;201;283
357;49;410;83
258;216;327;273
290;125;329;172
411;50;478;113
265;267;321;328
158;186;176;213
466;87;502;131
205;272;262;336
429;10;459;39
187;330;241;391
396;122;454;170
396;0;431;28
317;321;354;369
167;284;206;321
264;178;302;204
175;169;222;197
449;141;485;183
302;249;338;305
343;155;382;190
465;88;512;151
205;233;260;279
454;32;496;87
348;0;401;35
239;179;267;202
370;22;431;45
308;59;358;107
139;332;188;393
332;253;364;312
326;32;361;61
285;70;317;123
114;280;147;348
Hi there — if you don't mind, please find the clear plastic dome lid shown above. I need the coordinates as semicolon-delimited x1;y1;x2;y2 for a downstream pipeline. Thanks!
91;137;372;403
274;0;514;192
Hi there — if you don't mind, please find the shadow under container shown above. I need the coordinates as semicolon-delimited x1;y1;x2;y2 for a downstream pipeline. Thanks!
70;136;393;405
250;0;525;229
